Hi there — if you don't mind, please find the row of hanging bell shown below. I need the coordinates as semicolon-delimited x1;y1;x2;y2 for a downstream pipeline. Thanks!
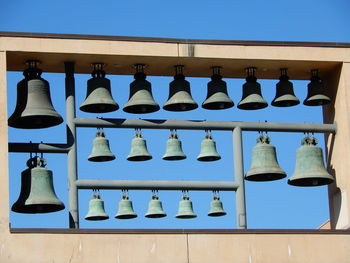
245;134;334;187
12;156;65;213
87;129;221;162
85;190;226;220
8;60;63;129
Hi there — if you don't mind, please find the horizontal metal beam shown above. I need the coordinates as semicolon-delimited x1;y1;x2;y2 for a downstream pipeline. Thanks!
75;180;239;191
8;143;70;153
74;118;337;133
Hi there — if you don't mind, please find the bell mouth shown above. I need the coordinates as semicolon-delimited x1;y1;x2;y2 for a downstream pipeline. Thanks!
145;213;167;218
288;177;334;187
88;155;116;162
175;214;197;219
8;115;63;129
303;96;331;106
80;103;119;113
208;212;227;217
12;203;65;214
163;102;198;112
115;214;137;219
245;172;287;182
127;155;152;161
197;156;221;162
123;104;160;114
162;155;186;161
202;101;234;110
85;215;109;221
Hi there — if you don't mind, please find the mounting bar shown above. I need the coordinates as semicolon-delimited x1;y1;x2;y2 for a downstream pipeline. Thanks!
74;118;337;133
8;143;70;153
75;180;239;191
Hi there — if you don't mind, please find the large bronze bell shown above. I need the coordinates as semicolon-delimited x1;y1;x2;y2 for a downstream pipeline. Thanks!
208;191;226;217
197;132;221;162
202;66;234;110
245;134;286;181
88;129;116;162
303;69;331;106
115;191;137;219
271;68;300;107
12;156;65;213
85;190;109;221
163;65;198;112
162;130;186;161
237;67;268;110
80;63;119;113
8;60;63;129
176;191;197;219
123;64;160;114
127;129;152;161
288;135;334;186
145;191;167;218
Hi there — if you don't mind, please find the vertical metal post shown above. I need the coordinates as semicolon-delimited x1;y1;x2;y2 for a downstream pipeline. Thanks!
233;127;247;229
65;62;79;229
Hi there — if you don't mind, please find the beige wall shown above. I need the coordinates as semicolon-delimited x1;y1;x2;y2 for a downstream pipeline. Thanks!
1;35;350;262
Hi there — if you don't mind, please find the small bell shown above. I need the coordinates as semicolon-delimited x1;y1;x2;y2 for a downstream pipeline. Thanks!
271;68;300;107
303;69;331;106
127;129;152;161
145;190;167;218
162;130;186;161
202;66;234;110
115;190;137;219
123;64;160;114
12;156;65;213
80;63;119;113
208;191;226;217
288;135;334;186
245;134;286;181
176;191;197;219
197;131;221;162
237;67;268;110
85;190;109;221
8;60;63;129
163;65;198;111
88;129;116;162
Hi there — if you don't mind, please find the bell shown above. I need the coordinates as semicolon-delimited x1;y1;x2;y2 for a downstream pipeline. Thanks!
88;129;116;162
8;60;63;129
162;131;186;161
176;192;197;219
208;192;226;217
271;68;300;107
80;63;119;113
303;69;331;106
288;135;334;186
123;64;160;114
12;156;65;213
85;191;109;221
237;67;268;110
245;134;286;181
145;191;167;218
115;191;137;219
127;130;152;161
202;67;234;110
163;65;198;111
197;133;221;162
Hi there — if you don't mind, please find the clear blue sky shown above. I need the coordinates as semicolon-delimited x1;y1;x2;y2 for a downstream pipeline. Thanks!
1;0;350;229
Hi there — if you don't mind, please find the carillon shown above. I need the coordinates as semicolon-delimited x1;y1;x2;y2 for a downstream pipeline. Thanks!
162;130;186;161
237;67;268;110
303;69;331;106
176;191;197;219
163;65;198;111
85;190;109;221
115;190;137;219
123;64;160;114
88;128;115;162
145;190;167;218
12;156;65;213
197;131;221;161
202;66;234;110
288;135;334;186
245;134;286;181
8;60;63;129
271;68;300;107
80;63;119;113
127;129;152;161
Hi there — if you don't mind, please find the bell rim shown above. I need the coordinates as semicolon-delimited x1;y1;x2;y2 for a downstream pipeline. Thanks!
202;100;234;110
123;104;160;114
303;96;331;106
208;211;227;217
237;101;268;110
162;155;187;161
175;214;197;219
145;213;167;218
287;177;334;187
80;103;119;113
85;215;109;221
8;115;63;129
115;214;138;219
245;172;287;182
127;155;153;161
11;203;65;214
271;96;300;107
197;155;221;162
88;155;116;162
163;102;198;112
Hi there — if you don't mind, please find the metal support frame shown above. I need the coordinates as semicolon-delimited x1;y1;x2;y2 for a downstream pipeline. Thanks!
7;63;338;230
